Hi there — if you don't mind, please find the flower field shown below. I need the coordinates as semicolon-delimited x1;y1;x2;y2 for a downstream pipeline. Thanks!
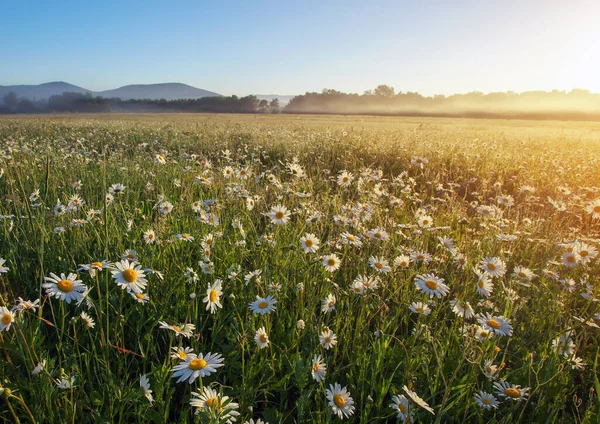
0;114;599;423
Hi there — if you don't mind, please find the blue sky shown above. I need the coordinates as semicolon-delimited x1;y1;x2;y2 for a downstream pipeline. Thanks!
1;0;598;95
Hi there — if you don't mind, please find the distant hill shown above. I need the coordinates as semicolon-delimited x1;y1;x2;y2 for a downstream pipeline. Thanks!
0;82;90;101
0;82;221;102
97;83;220;100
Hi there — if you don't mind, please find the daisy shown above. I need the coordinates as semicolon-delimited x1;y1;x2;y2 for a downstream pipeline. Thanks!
158;321;195;338
321;254;341;272
254;327;270;349
482;359;498;379
0;306;14;332
415;273;449;298
562;251;579;267
80;311;95;328
159;201;174;214
190;387;240;422
586;200;600;219
337;171;354;187
417;215;433;228
121;249;138;262
409;302;431;316
411;156;428;168
353;274;379;291
43;272;88;304
368;227;390;241
477;313;513;336
512;266;535;281
297;319;305;330
321;294;336;313
249;295;277;315
172;352;224;383
203;279;223;314
475;270;494;297
108;183;126;195
311;355;327;382
369;256;391;273
326;383;355;419
494;380;529;401
56;376;77;389
389;394;410;421
171;346;195;361
143;229;157;244
474;391;499;410
131;292;149;304
176;233;195;242
78;260;112;278
394;255;410;268
403;385;434;415
300;233;320;253
112;260;147;294
479;257;505;278
450;299;475;319
573;242;598;264
32;360;46;376
11;298;40;313
266;205;291;225
140;374;154;403
340;232;363;247
0;258;9;274
319;328;338;350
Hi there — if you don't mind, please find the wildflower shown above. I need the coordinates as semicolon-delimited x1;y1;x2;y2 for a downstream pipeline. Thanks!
321;254;341;272
311;355;327;382
43;273;88;304
369;256;391;273
0;307;14;332
479;257;505;278
158;321;195;338
143;229;157;244
190;387;240;423
140;375;154;403
389;394;410;421
112;260;147;294
474;391;499;410
319;328;337;349
403;385;434;415
415;273;449;298
326;383;355;419
172;352;224;383
409;302;431;316
300;233;320;253
477;313;513;336
494;380;529;400
321;294;336;313
32;360;46;376
249;295;277;315
297;319;305;330
266;205;291;225
254;327;270;349
80;311;95;328
56;376;77;389
203;279;223;314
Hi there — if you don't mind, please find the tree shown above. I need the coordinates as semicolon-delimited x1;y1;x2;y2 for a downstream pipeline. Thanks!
269;98;280;113
374;85;395;97
3;92;18;108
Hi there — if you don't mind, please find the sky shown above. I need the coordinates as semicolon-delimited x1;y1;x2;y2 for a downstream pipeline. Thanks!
0;0;599;96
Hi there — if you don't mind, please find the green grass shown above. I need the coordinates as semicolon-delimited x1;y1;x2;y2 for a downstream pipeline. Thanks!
0;114;599;423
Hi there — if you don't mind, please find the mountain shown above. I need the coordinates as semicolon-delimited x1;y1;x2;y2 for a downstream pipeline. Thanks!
0;82;221;102
97;83;220;100
0;81;90;101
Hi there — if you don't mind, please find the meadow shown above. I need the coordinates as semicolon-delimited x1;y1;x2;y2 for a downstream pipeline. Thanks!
0;113;600;423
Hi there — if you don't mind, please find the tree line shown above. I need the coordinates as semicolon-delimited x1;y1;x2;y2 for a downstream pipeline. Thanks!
0;92;280;114
2;85;600;120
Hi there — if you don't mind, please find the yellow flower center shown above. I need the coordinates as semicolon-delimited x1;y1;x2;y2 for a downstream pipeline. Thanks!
375;262;383;269
347;235;355;242
482;398;491;405
135;293;144;300
2;313;12;325
504;387;520;398
324;337;331;343
518;272;526;277
566;255;575;263
580;250;589;257
205;397;219;408
258;301;268;309
209;290;218;302
487;263;496;271
594;205;600;213
57;279;74;292
189;358;207;370
305;239;313;247
327;259;335;266
182;234;189;239
478;280;484;288
374;232;382;238
398;403;407;413
173;325;182;332
425;280;438;290
177;351;187;359
92;262;103;268
333;394;345;408
275;211;284;219
486;319;501;329
416;307;424;313
313;363;319;372
259;333;268;343
123;269;137;283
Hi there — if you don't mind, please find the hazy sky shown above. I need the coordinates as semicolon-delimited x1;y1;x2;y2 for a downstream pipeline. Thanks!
1;0;598;96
